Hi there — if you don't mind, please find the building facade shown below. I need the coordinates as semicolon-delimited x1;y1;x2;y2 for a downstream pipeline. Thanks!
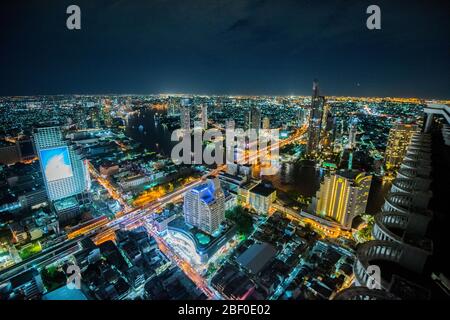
384;123;419;172
306;79;326;156
33;126;90;223
183;176;225;235
315;170;372;228
180;106;191;132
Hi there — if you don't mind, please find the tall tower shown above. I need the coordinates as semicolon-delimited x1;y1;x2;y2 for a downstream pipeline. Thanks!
249;107;261;132
297;108;309;126
33;126;90;223
384;123;419;172
315;170;372;228
183;176;225;235
306;79;325;156
180;106;191;132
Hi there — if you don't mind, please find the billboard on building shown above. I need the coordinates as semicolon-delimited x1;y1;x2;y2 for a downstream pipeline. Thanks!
39;146;73;182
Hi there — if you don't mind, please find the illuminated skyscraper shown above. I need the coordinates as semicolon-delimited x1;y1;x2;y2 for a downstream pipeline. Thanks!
180;105;191;132
183;176;225;235
248;107;261;131
306;79;326;156
297;108;309;126
33;126;90;222
200;104;208;130
315;170;372;228
384;123;419;172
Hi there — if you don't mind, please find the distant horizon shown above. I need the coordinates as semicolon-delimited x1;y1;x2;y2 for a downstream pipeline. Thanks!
1;91;449;102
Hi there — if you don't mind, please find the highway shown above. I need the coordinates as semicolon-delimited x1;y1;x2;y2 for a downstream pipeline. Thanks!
0;237;83;283
0;124;308;293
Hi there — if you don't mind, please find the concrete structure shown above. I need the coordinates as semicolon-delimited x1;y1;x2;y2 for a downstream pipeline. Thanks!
180;105;190;132
315;170;372;228
183;176;225;235
238;181;276;215
33;126;90;223
167;216;237;263
352;131;435;300
384;123;419;172
33;127;90;202
249;107;261;131
306;79;326;156
423;103;450;133
236;242;277;275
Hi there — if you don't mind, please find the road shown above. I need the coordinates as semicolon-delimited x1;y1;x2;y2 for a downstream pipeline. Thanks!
0;123;308;291
144;223;219;299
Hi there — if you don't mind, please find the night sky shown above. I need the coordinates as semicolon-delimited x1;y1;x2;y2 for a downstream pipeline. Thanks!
1;0;449;98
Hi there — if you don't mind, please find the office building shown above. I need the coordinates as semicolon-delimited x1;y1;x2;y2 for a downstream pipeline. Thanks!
33;126;90;223
306;79;326;156
183;176;225;235
238;181;276;215
384;123;419;172
249;107;261;131
315;170;372;228
180;106;191;132
297;108;309;126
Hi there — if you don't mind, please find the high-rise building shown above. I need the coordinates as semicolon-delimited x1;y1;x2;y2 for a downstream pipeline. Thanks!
168;97;180;116
297;108;309;126
33;127;90;223
384;123;419;172
180;106;191;132
262;117;270;130
315;170;372;228
306;79;326;156
249;107;261;131
200;104;208;130
183;176;225;235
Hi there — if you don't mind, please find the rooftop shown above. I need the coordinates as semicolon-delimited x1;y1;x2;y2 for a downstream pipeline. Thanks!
250;182;276;197
43;285;89;300
236;242;277;275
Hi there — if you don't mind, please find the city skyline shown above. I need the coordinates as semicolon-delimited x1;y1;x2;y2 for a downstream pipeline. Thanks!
1;0;449;306
1;0;450;99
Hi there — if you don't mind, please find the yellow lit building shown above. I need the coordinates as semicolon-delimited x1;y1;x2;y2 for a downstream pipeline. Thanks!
384;123;419;172
315;171;372;228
